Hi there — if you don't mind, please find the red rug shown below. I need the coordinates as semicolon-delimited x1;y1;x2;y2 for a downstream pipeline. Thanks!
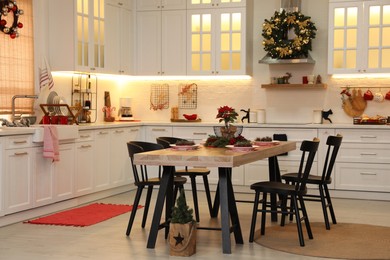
25;203;141;227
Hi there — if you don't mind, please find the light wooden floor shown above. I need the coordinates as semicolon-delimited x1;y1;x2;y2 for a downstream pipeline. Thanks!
0;190;389;260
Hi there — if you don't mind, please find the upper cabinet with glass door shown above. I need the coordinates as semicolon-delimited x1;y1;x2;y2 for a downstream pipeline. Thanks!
49;0;106;73
187;6;247;75
187;0;246;9
328;0;390;74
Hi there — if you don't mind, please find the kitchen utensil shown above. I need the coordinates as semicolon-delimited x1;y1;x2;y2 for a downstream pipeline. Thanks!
363;90;374;100
374;91;384;102
386;90;390;100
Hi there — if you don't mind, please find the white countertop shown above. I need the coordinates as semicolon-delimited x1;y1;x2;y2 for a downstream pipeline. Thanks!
0;120;389;137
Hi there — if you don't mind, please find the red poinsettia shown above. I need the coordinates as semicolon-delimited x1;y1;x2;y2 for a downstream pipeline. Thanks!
216;105;238;128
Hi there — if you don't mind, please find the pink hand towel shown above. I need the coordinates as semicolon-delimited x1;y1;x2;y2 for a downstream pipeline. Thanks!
43;125;60;162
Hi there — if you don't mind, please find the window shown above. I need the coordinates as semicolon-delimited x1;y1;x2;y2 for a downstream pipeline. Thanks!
0;0;34;116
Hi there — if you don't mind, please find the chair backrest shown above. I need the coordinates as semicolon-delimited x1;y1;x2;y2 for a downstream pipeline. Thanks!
156;137;186;148
295;139;320;191
321;134;343;182
127;141;164;184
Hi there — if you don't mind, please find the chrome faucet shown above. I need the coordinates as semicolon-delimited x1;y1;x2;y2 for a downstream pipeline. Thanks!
11;95;38;121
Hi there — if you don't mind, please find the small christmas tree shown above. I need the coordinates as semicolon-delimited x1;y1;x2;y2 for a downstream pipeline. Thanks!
171;190;194;224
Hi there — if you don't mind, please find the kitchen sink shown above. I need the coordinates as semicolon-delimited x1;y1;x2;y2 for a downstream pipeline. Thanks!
30;125;79;143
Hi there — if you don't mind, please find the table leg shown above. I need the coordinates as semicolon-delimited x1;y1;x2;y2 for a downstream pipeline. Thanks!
218;167;243;254
268;156;281;222
146;166;174;249
226;168;243;245
218;167;231;254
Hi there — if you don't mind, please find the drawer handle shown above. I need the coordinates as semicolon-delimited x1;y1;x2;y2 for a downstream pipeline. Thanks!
360;172;377;176
360;135;377;139
13;140;28;144
193;132;207;135
152;129;166;132
80;135;91;138
360;153;377;156
131;129;139;132
81;145;92;148
279;169;288;173
98;131;109;135
14;152;28;156
115;130;124;133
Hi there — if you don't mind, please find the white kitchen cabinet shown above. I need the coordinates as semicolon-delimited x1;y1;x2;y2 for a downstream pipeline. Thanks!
187;7;246;75
110;127;142;187
328;0;390;74
3;135;34;215
105;0;135;75
75;131;95;196
187;0;246;9
144;126;173;142
49;0;106;73
94;129;111;191
136;0;186;10
34;143;76;207
334;128;390;192
136;8;187;75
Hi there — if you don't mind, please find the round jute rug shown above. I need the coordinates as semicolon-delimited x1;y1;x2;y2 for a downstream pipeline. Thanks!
254;222;390;259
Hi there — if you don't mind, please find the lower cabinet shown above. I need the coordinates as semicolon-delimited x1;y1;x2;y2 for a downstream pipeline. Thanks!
334;129;390;192
34;143;76;207
75;132;95;196
4;145;34;215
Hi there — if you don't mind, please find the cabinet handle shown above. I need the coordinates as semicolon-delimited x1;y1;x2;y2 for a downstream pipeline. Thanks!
152;129;166;132
360;172;377;176
279;169;288;173
80;135;91;138
118;2;123;6
360;135;377;139
98;131;109;135
115;130;124;133
360;153;377;156
130;129;139;132
13;140;28;144
193;132;207;135
14;152;28;156
81;145;92;148
90;67;96;71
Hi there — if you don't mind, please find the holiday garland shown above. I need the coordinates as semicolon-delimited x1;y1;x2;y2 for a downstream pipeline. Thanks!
0;0;24;39
262;10;317;59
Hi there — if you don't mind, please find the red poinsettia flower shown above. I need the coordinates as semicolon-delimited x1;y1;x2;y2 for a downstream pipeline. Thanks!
216;106;238;127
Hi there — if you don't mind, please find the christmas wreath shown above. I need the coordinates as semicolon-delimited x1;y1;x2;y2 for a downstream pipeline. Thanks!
0;0;24;39
262;10;317;59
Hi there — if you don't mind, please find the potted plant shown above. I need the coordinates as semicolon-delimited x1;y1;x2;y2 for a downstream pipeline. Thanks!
216;105;239;139
169;190;197;256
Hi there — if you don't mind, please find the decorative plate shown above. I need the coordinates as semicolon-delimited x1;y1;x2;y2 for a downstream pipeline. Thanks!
225;145;259;152
170;144;199;151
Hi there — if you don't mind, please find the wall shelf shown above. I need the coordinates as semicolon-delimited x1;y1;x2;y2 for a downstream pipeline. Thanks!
261;83;327;89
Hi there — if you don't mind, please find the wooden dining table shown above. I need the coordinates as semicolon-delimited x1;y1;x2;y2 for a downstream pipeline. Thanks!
133;141;296;254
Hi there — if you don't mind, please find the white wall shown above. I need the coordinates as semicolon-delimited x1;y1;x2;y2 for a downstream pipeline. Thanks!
46;0;390;124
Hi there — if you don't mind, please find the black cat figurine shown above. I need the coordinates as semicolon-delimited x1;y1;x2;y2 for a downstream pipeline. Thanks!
241;109;250;123
322;109;333;123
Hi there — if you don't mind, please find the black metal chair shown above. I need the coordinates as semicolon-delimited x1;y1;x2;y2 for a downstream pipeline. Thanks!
156;137;213;222
125;141;187;237
281;134;343;230
249;139;320;247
